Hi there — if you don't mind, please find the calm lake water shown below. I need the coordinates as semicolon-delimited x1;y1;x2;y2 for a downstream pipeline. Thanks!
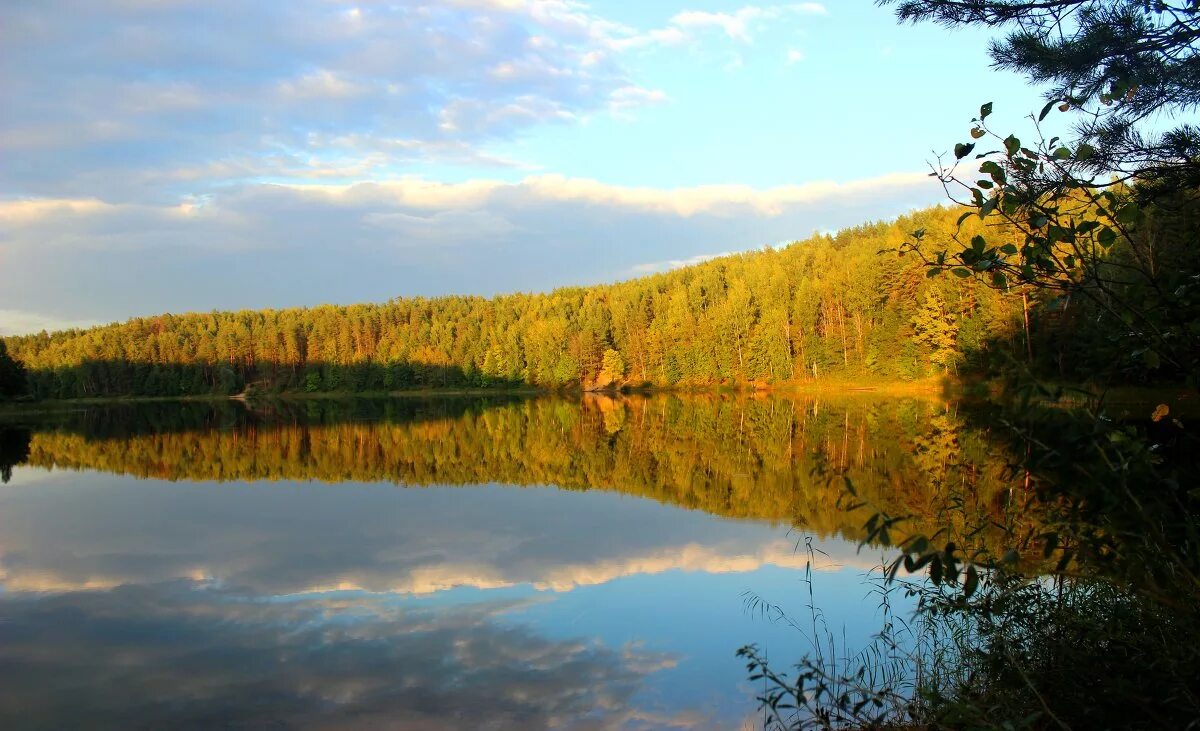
0;394;985;730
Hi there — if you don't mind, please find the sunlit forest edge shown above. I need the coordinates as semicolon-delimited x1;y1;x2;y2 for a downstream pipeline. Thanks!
3;200;1173;401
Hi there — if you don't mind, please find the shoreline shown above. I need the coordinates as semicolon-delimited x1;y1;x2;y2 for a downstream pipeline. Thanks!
1;378;1194;417
0;380;942;415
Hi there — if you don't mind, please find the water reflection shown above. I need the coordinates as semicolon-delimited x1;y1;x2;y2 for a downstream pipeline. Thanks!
0;476;872;597
0;427;29;483
8;394;1007;540
0;394;995;729
0;583;681;730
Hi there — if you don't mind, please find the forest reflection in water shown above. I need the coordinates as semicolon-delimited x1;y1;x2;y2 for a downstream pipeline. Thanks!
0;394;1014;729
4;393;1013;542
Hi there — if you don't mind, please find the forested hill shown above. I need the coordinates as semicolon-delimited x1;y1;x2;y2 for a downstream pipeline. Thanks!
5;204;1031;398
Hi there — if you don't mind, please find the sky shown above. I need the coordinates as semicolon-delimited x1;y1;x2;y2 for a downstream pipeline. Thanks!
0;0;1043;335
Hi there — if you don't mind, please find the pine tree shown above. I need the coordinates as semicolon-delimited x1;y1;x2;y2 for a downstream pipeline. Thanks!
883;0;1200;189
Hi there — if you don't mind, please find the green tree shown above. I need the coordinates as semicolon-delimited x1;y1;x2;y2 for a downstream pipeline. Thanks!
886;0;1200;381
597;348;626;388
3;204;1033;397
911;291;959;373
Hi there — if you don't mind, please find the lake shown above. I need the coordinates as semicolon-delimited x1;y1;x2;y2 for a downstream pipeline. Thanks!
0;394;999;730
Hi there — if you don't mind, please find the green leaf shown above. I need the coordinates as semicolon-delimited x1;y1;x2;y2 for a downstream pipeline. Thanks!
979;195;999;218
991;271;1008;289
1000;243;1019;255
1053;147;1071;159
954;142;975;159
980;101;993;119
1038;99;1057;121
979;160;1006;184
952;268;972;278
926;268;942;278
1076;143;1095;160
1098;227;1117;247
1115;203;1141;224
1143;350;1161;369
1003;135;1021;156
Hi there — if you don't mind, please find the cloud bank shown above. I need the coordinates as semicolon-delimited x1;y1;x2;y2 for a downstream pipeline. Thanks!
1;1;829;202
0;171;938;333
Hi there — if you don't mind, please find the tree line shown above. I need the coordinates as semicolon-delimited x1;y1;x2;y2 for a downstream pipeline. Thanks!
3;205;1033;399
6;184;1192;400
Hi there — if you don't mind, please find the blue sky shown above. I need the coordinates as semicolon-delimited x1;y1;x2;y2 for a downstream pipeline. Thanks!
0;0;1044;334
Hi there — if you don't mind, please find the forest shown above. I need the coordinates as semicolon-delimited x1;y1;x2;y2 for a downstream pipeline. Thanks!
7;197;1178;399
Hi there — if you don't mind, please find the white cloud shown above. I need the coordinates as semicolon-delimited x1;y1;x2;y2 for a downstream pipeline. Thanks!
439;95;579;135
2;172;935;244
0;310;105;337
276;69;365;100
1;1;835;203
0;198;115;222
512;171;931;216
0;170;942;325
796;2;829;15
608;85;669;115
786;48;805;65
609;26;690;52
614;3;829;50
630;252;736;274
671;6;779;43
0;0;646;199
